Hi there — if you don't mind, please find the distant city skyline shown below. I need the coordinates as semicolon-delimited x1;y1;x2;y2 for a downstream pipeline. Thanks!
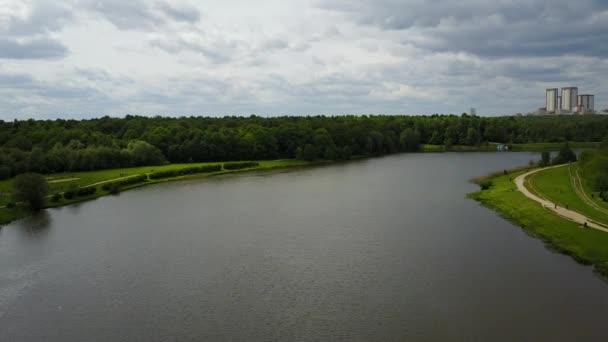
541;86;596;115
0;0;607;119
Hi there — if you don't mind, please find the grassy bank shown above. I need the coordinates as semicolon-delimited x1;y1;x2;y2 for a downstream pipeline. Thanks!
0;159;309;226
422;141;599;153
469;169;608;280
527;164;608;226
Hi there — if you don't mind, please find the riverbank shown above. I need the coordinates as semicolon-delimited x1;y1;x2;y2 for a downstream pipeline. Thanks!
469;167;608;280
0;159;312;226
422;141;599;153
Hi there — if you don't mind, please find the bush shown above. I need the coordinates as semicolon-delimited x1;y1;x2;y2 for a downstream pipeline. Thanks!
149;165;222;179
108;182;121;195
51;193;61;203
479;180;493;190
77;186;97;197
102;174;148;190
223;162;260;170
6;202;16;209
63;185;78;200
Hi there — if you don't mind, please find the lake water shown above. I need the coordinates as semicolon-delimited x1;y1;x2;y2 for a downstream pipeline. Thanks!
1;152;607;341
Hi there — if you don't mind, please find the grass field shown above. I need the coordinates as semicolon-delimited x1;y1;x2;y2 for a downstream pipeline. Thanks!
527;164;608;226
0;159;308;225
470;169;608;279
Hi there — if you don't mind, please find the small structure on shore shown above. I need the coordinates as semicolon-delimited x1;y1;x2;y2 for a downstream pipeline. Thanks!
496;144;510;152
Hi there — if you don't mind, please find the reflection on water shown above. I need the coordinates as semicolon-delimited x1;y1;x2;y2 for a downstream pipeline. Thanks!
15;211;51;239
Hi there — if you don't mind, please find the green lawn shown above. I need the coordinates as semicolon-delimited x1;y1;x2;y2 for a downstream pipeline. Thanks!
527;164;608;226
0;159;308;225
470;169;608;279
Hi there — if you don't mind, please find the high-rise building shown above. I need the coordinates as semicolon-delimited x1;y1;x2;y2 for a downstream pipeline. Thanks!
557;96;562;111
470;108;477;116
561;87;578;113
578;95;594;113
546;88;558;113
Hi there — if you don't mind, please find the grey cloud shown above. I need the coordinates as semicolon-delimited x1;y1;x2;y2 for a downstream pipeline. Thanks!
261;38;289;50
0;38;68;59
320;0;608;58
0;1;72;60
156;2;201;23
149;36;239;64
84;0;200;30
3;2;73;36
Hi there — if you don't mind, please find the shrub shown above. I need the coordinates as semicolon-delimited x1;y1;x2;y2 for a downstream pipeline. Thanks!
149;165;222;179
108;182;121;195
102;174;148;190
6;202;16;209
77;186;97;197
63;185;78;200
479;180;493;190
223;162;260;170
51;193;61;203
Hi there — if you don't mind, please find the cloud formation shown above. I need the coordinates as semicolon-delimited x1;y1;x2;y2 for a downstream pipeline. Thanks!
0;0;607;119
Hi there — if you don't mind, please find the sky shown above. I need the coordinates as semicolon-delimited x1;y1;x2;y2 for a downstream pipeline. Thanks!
0;0;607;119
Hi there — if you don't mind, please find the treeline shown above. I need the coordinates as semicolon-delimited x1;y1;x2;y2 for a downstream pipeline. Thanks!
2;114;608;179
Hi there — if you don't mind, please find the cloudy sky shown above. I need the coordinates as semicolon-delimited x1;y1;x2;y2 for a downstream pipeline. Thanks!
1;0;607;119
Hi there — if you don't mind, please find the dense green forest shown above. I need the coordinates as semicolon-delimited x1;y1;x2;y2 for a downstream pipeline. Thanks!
1;114;608;179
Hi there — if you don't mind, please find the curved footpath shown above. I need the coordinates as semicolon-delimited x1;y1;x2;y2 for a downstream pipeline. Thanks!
515;165;608;233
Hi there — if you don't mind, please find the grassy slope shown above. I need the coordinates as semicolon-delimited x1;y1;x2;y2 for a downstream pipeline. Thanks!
527;165;608;226
469;170;608;279
0;159;308;226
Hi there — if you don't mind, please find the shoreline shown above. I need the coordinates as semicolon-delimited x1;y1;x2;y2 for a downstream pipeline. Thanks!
469;166;608;281
0;160;319;227
0;142;601;227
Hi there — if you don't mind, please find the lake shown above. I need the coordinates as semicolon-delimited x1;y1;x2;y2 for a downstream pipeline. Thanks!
1;152;607;341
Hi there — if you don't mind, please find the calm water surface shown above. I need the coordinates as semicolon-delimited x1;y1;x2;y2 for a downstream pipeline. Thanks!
1;152;607;341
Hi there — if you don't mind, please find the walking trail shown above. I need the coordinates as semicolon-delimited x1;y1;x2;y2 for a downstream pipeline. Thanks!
515;165;608;233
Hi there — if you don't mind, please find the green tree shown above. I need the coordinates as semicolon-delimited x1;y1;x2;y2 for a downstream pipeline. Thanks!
540;151;551;166
465;127;480;146
399;128;420;152
552;143;577;165
296;144;317;161
13;173;49;211
127;140;167;166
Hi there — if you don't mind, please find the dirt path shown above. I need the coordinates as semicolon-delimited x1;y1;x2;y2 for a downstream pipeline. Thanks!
47;177;80;184
515;165;608;233
570;166;608;215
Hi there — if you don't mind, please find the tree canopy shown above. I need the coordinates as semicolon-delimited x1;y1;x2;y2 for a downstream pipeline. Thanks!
13;173;49;211
1;114;608;178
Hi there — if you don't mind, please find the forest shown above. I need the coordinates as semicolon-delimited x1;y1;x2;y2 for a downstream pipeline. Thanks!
1;114;608;179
